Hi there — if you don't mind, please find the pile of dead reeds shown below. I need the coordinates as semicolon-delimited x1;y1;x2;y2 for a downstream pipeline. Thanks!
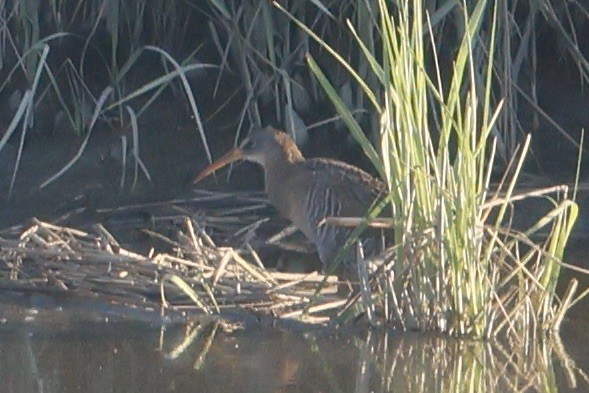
0;216;352;326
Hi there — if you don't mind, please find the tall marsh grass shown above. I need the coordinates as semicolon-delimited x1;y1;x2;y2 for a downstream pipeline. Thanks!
0;1;213;193
1;0;588;191
280;0;584;338
215;0;588;165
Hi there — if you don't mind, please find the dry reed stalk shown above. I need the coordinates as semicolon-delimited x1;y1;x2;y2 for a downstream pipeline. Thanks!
0;211;352;327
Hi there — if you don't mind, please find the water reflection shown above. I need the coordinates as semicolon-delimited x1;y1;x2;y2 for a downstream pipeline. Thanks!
1;315;586;393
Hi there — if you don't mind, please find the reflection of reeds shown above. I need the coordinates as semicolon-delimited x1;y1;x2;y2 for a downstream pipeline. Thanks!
156;319;588;392
348;330;589;392
161;319;221;370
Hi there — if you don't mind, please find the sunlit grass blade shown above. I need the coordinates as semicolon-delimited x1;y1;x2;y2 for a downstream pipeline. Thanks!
307;55;383;178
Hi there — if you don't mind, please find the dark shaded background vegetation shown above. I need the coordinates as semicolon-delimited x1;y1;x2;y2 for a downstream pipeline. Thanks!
0;0;588;224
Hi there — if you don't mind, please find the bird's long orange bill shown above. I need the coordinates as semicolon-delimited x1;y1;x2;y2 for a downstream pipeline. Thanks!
194;148;244;183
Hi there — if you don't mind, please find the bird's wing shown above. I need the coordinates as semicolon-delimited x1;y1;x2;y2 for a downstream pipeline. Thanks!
301;158;385;219
296;159;386;266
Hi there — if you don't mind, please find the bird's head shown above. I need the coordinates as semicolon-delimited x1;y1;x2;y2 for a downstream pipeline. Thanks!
194;127;304;183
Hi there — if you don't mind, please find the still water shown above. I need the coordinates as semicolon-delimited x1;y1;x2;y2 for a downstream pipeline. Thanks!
0;301;587;393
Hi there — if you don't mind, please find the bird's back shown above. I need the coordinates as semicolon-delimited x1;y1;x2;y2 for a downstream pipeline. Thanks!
269;158;386;272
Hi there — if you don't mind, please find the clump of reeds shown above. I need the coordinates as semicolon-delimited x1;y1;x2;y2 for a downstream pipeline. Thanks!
279;0;587;338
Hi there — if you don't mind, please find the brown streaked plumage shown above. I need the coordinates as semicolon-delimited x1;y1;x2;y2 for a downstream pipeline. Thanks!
195;126;386;273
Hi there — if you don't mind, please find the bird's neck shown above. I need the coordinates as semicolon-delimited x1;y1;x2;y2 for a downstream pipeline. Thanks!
263;157;298;191
261;142;304;215
262;144;304;184
263;155;302;215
